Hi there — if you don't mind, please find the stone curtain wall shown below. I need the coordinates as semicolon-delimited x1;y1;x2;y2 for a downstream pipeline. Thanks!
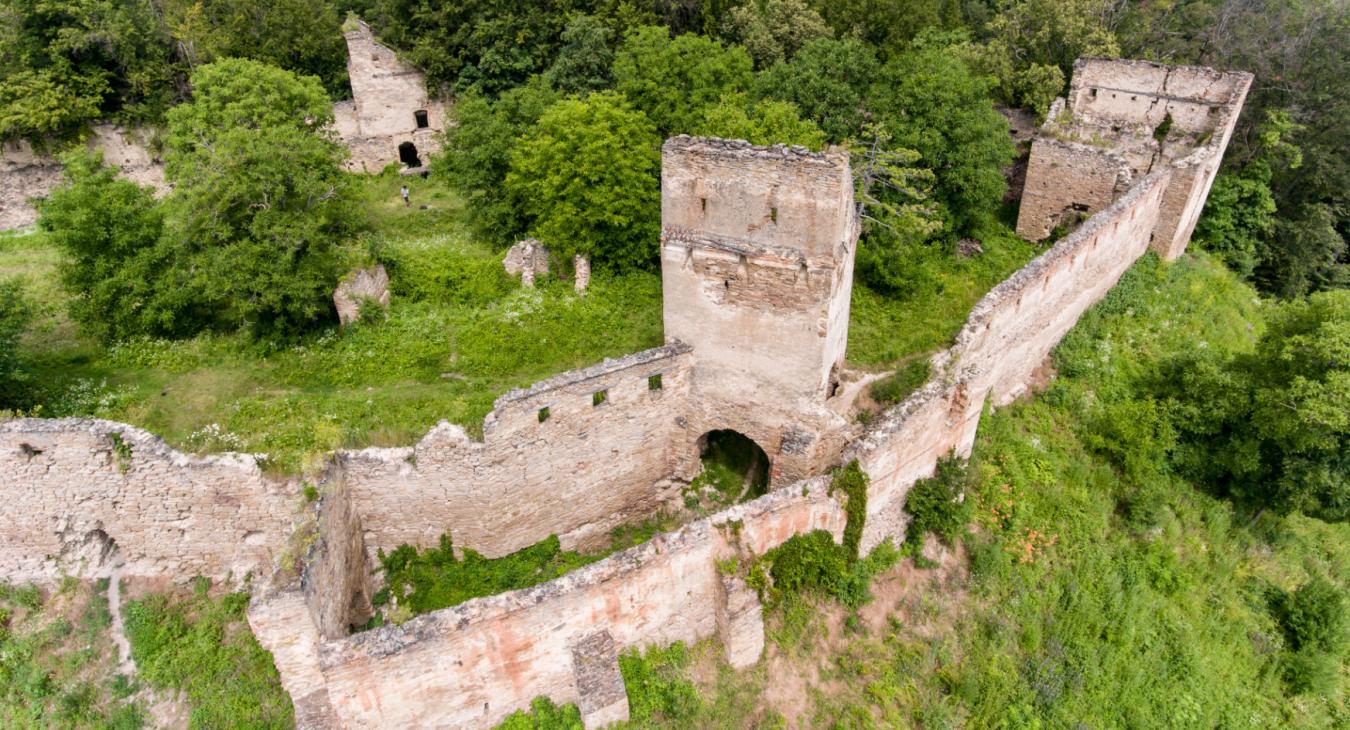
1016;135;1133;241
1;125;166;230
336;343;696;560
287;475;842;729
252;155;1180;730
0;419;296;585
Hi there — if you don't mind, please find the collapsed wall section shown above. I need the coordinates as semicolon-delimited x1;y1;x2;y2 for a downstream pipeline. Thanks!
0;419;295;585
337;19;447;172
337;343;695;560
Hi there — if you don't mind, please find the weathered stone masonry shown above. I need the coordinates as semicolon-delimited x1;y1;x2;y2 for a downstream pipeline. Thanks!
1;56;1246;730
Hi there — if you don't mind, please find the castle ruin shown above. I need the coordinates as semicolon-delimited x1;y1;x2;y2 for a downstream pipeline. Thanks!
0;57;1250;728
1016;58;1252;258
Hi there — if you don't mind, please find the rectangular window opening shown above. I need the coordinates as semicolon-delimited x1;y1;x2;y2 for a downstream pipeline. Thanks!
700;197;707;213
414;109;430;129
592;390;608;407
537;407;551;422
770;206;779;224
648;374;663;391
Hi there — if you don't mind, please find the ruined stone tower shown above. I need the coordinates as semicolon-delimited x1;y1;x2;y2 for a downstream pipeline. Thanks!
332;19;447;172
1017;58;1252;258
661;137;858;483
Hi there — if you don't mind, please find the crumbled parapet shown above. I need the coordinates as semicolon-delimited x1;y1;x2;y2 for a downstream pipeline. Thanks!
333;265;390;325
503;238;551;287
715;571;764;669
570;630;629;728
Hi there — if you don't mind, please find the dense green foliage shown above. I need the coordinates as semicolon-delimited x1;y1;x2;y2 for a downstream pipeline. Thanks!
496;696;584;730
754;38;879;142
1161;289;1349;522
693;94;825;149
376;534;599;619
433;80;560;249
721;0;832;69
506;92;661;271
868;357;931;405
0;277;31;407
40;60;355;342
613;26;753;136
123;580;292;728
903;456;973;549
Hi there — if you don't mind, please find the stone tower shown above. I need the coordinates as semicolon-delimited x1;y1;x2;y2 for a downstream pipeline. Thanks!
661;137;859;483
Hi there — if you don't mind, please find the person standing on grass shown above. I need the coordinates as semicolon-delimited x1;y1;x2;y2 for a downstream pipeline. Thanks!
400;185;410;206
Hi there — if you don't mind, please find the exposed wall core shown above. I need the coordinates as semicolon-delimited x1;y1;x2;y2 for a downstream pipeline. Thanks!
333;19;448;173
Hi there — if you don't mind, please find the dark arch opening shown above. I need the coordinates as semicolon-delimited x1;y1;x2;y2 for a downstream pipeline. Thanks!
691;430;770;506
398;141;421;168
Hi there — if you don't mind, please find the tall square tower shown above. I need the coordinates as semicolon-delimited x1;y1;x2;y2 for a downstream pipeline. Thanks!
661;137;859;480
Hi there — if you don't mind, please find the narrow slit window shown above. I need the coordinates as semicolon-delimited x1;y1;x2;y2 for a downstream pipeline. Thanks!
537;407;550;422
700;197;707;212
592;390;608;407
648;374;663;391
770;206;778;224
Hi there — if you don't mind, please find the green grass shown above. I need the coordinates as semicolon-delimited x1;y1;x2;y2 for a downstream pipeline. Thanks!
0;579;146;729
122;579;292;729
495;252;1350;728
372;514;683;626
846;223;1036;369
3;173;1032;474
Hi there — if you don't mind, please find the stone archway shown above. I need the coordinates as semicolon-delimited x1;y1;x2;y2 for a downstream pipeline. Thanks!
692;429;770;505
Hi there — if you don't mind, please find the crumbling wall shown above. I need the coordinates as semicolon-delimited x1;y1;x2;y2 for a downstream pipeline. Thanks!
1016;137;1133;240
337;343;696;560
338;19;447;172
0;419;295;585
1016;58;1251;258
0;126;165;230
259;475;843;729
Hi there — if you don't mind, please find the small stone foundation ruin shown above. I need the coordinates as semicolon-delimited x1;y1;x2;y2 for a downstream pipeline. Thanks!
0;57;1248;730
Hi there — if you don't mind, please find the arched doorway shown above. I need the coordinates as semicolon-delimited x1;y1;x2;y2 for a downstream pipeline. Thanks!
689;430;770;508
398;141;421;168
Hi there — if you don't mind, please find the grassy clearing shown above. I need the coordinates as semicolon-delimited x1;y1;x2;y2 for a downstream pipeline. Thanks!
122;579;292;729
495;252;1349;728
3;172;1032;473
0;579;145;728
846;222;1036;369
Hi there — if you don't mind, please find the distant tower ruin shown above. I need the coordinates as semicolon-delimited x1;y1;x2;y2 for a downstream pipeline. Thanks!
661;137;859;483
333;19;448;173
1017;58;1252;259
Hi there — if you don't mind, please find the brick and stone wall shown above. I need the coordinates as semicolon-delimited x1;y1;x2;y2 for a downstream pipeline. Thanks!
336;343;696;560
335;19;447;173
1016;58;1251;259
0;419;296;585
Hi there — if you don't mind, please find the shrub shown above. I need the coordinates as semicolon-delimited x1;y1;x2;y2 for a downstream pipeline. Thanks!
495;696;583;729
905;456;971;548
0;277;32;407
1277;577;1346;654
619;642;702;723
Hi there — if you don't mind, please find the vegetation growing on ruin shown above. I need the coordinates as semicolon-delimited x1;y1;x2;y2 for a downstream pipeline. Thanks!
122;578;293;729
371;515;682;625
683;430;770;512
0;579;145;728
496;251;1350;729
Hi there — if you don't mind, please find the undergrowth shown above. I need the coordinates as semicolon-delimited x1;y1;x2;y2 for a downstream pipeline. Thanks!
122;578;292;729
0;579;144;728
372;514;682;624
